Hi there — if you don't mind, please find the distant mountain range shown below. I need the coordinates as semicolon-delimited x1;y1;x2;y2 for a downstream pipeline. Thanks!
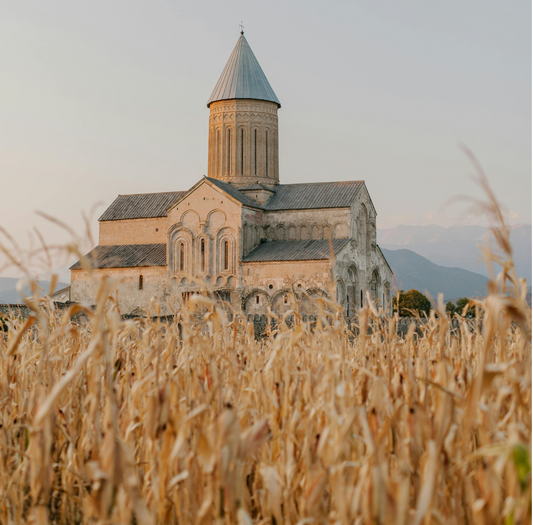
378;224;531;284
381;248;488;301
0;277;68;304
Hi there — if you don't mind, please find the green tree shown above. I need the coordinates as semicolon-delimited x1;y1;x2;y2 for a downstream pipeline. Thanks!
393;289;431;317
446;301;456;315
454;297;476;318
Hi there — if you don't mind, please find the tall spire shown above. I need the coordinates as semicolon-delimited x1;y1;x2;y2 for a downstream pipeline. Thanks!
207;34;281;108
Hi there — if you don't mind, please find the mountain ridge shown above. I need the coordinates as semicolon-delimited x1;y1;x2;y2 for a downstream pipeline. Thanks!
378;224;531;283
381;248;488;301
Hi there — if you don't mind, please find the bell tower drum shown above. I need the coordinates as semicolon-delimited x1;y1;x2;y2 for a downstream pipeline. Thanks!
207;33;281;188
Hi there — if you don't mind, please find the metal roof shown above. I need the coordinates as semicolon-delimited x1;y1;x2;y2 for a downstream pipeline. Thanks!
239;183;274;191
96;179;365;223
242;238;350;262
99;192;185;222
206;177;263;208
207;34;280;108
263;181;364;211
70;244;167;270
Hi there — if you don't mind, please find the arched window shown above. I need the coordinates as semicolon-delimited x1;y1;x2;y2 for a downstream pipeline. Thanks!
179;242;185;272
227;129;231;174
254;129;257;174
216;130;221;177
241;128;244;175
371;268;380;300
265;130;269;177
139;275;143;290
224;240;229;271
201;238;206;273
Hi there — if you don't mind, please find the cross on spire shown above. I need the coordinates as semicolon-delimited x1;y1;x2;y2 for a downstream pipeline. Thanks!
239;21;244;34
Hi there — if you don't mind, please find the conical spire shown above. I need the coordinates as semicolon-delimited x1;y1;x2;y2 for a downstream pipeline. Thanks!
207;34;281;108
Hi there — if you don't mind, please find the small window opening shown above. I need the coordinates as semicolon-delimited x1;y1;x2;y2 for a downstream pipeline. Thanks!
247;269;250;276
361;289;363;307
227;129;231;174
224;240;229;271
254;129;257;174
284;295;289;305
269;284;273;289
256;295;260;304
265;130;269;177
179;242;185;272
201;238;206;273
347;295;350;316
155;228;158;232
241;128;244;175
139;275;144;290
216;130;221;176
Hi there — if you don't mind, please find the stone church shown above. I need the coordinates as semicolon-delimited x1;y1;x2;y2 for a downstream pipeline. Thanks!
71;32;393;317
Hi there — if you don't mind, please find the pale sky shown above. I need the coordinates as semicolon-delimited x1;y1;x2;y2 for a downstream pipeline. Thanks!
1;0;531;277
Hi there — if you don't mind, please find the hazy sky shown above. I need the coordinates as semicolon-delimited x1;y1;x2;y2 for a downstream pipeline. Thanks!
1;0;531;277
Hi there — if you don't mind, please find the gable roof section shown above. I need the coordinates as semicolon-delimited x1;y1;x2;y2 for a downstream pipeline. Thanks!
70;244;166;270
242;238;350;262
99;192;185;222
263;181;364;211
207;34;281;108
205;177;263;208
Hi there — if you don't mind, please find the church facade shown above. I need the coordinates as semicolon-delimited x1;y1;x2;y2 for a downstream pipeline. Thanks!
71;33;393;317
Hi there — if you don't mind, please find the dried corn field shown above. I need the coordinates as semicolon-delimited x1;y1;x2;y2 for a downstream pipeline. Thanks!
0;278;530;525
0;173;531;524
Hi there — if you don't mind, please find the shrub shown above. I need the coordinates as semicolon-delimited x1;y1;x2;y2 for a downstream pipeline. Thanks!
393;288;432;317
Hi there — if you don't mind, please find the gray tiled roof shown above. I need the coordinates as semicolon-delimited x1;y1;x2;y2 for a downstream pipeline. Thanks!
99;192;185;221
239;183;273;191
70;244;166;270
207;34;281;107
263;181;364;211
242;238;350;262
96;179;365;223
206;177;262;208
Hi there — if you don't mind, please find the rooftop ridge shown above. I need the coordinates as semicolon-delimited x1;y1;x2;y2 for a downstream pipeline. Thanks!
117;190;185;197
276;180;365;187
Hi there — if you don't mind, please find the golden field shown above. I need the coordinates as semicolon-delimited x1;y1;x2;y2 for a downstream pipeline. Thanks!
0;175;531;524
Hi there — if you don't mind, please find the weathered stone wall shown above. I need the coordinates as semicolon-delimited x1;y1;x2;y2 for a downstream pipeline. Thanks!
241;259;332;316
71;266;170;316
241;207;264;257
167;180;243;290
208;99;279;187
0;303;33;318
327;184;393;315
334;241;393;315
259;208;351;242
99;217;168;245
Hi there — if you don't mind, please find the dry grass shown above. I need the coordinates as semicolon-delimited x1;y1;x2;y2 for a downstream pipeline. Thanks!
0;167;531;524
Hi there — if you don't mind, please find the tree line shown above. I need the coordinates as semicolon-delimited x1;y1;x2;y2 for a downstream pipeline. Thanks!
392;289;477;318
